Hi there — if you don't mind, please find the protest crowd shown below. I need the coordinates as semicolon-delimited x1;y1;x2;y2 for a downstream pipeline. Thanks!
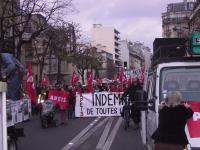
27;64;145;125
0;51;145;126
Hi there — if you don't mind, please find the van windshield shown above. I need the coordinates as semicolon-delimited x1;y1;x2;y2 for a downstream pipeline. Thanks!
160;67;200;102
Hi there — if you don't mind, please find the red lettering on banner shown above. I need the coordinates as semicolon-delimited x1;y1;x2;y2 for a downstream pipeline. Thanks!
80;94;83;117
48;90;69;109
187;102;200;138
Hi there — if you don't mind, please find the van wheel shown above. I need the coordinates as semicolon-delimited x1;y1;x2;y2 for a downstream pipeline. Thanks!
8;139;17;150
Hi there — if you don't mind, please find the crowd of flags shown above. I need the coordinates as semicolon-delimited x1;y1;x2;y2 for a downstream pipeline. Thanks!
25;62;145;105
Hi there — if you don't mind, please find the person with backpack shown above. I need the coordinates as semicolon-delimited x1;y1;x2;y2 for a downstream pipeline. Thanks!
0;51;24;101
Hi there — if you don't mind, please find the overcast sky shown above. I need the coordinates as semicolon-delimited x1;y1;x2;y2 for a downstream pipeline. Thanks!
68;0;184;49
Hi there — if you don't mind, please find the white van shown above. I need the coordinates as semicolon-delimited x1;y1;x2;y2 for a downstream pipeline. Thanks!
141;58;200;150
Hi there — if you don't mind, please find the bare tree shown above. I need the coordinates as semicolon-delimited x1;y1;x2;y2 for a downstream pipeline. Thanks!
50;22;78;84
0;0;74;59
29;21;77;84
32;29;53;83
72;44;103;84
90;47;103;79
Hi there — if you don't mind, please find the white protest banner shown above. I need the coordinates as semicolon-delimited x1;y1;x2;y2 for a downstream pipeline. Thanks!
125;68;142;78
75;92;124;117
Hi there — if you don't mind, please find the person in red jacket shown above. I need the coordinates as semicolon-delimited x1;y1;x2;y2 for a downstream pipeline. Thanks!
59;87;68;125
68;86;76;119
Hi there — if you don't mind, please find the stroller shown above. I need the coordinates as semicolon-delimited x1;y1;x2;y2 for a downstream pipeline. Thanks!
40;100;58;128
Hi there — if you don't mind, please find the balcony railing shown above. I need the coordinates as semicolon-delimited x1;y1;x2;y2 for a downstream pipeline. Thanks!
115;50;120;56
114;35;120;40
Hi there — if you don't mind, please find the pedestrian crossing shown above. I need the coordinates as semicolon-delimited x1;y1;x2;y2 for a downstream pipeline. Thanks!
62;117;122;150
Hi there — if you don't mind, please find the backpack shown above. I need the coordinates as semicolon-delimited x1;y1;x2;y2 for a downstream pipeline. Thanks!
13;56;25;79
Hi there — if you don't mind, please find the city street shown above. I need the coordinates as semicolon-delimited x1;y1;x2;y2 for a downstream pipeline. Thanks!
17;115;147;150
2;0;200;150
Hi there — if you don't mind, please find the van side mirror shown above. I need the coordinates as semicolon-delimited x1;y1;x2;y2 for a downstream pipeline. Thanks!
133;90;157;111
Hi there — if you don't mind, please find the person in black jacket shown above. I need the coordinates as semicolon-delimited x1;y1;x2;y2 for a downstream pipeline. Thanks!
121;78;143;128
152;91;193;150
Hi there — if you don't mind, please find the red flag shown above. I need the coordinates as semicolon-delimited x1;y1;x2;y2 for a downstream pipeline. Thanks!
41;74;49;87
117;68;126;83
87;71;93;92
128;76;132;86
112;75;118;83
139;66;145;84
117;68;122;83
71;71;79;87
122;74;127;84
26;62;38;105
96;76;102;86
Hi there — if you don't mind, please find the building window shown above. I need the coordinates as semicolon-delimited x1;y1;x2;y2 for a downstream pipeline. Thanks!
167;5;172;12
24;26;31;33
188;3;194;10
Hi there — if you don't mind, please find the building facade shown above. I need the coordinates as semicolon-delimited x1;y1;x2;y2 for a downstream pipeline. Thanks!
95;44;115;79
119;40;130;69
141;46;152;73
119;40;145;71
0;0;20;53
22;14;76;86
189;0;200;34
162;0;195;38
91;24;122;67
129;42;145;70
99;50;115;79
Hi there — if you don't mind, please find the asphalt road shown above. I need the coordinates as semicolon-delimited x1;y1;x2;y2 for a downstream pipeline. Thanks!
17;115;147;150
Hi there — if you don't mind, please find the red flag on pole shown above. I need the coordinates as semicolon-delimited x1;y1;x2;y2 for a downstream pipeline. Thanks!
87;71;93;92
96;76;102;86
41;74;49;87
117;68;126;84
139;66;145;84
122;72;127;84
71;71;79;87
128;76;132;86
26;62;38;105
112;74;117;83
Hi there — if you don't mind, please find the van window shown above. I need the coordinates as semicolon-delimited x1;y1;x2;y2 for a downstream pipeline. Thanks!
160;67;200;102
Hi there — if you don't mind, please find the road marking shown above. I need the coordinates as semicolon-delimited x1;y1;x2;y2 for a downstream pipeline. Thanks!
72;117;109;148
102;117;122;150
62;117;101;150
96;117;114;150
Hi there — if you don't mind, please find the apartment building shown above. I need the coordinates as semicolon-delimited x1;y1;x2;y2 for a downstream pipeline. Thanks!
22;14;76;85
95;44;115;79
162;0;196;38
91;24;122;67
120;40;145;71
189;0;200;34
